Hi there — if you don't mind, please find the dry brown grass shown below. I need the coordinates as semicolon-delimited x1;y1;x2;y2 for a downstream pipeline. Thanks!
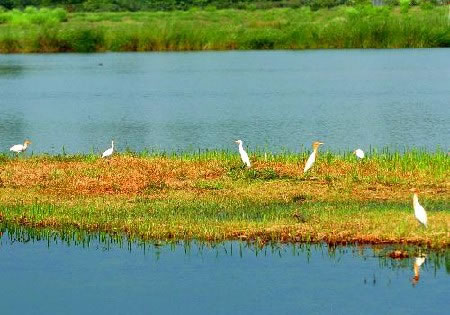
0;154;448;248
1;157;225;196
0;155;448;202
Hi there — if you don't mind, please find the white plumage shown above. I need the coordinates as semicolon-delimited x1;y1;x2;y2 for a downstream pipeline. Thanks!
304;151;316;173
303;141;323;173
354;148;365;159
412;255;426;285
102;140;114;158
412;189;427;228
414;256;426;268
10;140;31;154
235;140;251;168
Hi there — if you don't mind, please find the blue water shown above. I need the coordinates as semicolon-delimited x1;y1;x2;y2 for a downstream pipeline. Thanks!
0;228;448;315
0;49;449;154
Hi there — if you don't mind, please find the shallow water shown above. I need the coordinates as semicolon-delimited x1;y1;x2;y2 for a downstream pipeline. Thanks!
0;227;448;314
0;49;449;154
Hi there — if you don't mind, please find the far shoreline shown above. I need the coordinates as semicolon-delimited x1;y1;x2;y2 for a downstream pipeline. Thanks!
1;6;448;53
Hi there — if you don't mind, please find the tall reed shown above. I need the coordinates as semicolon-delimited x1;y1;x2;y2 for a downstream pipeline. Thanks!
1;6;448;53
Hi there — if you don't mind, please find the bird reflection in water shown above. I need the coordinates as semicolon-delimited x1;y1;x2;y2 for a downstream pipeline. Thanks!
412;255;426;286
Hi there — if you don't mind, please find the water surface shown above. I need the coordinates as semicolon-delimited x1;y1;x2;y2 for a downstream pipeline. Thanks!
0;49;449;154
0;227;448;314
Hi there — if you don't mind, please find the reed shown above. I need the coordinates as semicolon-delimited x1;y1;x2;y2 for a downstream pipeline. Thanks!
0;6;448;53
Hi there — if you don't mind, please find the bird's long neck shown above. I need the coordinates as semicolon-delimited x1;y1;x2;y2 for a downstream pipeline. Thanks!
238;143;244;152
413;193;419;206
111;141;114;149
23;142;28;150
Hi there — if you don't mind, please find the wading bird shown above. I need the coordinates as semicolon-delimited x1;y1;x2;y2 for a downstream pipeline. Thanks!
303;141;324;173
235;140;251;168
410;188;427;228
10;140;32;154
102;140;114;158
354;148;365;159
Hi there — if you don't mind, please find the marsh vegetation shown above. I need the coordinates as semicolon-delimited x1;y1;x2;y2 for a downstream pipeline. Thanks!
0;5;448;52
0;150;448;248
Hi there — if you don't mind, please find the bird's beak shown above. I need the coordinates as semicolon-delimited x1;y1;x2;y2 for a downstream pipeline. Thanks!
319;142;324;145
234;141;239;144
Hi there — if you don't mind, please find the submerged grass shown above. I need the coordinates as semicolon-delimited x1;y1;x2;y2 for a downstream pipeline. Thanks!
0;150;448;248
0;6;448;53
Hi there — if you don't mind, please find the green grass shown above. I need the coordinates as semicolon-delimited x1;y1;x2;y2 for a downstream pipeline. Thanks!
1;199;449;247
0;150;448;248
0;5;448;52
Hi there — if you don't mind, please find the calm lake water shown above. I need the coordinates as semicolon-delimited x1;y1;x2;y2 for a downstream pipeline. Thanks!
0;49;449;154
0;227;448;315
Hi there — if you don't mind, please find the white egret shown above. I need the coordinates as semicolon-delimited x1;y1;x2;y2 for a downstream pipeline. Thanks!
303;141;324;173
235;140;251;168
102;140;114;158
354;148;365;159
10;140;32;154
410;188;427;228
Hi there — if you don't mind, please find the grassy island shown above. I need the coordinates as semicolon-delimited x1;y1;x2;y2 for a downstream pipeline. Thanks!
0;5;449;53
0;150;448;248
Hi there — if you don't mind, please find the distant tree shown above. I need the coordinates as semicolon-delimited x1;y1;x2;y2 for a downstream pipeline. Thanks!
0;0;14;9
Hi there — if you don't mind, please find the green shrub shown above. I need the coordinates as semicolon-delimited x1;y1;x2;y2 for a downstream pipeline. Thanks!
53;8;68;22
0;31;20;52
0;12;11;23
61;27;105;52
420;1;434;9
400;0;411;12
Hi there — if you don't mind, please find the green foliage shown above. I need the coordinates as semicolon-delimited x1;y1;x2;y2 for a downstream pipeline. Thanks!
0;6;449;52
60;27;105;52
0;6;67;26
0;0;445;12
400;0;411;12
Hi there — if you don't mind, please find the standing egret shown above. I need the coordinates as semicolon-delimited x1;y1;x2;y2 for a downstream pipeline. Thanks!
235;140;251;168
10;140;32;154
102;140;114;158
354;148;365;159
410;188;427;228
303;141;324;173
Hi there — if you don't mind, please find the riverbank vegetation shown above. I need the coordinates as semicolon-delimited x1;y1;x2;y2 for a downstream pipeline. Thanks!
0;5;448;52
0;150;448;248
1;0;445;12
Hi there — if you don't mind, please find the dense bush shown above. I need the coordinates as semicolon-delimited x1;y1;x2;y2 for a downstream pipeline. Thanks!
0;6;67;25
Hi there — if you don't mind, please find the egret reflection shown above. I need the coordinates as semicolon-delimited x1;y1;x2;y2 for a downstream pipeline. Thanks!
412;255;427;286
